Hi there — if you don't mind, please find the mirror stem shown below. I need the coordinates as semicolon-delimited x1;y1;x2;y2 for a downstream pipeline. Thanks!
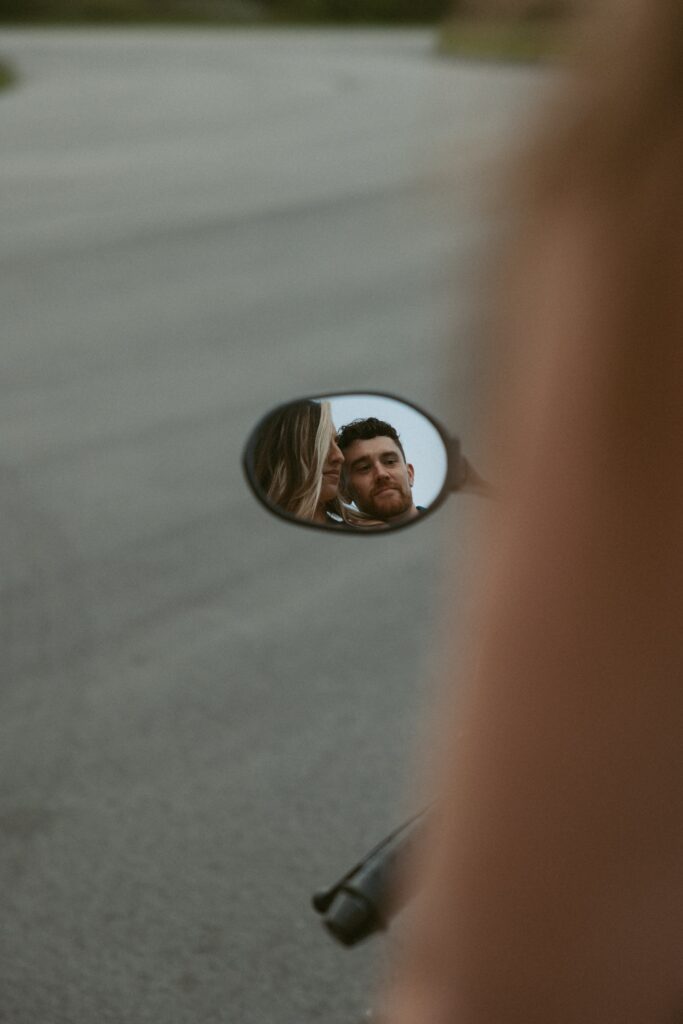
460;457;495;498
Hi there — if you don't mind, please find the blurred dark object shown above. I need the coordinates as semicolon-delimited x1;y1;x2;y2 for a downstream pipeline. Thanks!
0;0;450;22
312;813;424;947
0;0;571;24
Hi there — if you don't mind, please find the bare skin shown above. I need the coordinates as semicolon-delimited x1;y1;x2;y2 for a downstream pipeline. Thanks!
389;202;683;1024
311;436;343;524
386;1;683;1017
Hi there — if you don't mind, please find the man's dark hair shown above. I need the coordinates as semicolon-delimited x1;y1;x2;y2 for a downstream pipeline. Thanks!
336;417;406;461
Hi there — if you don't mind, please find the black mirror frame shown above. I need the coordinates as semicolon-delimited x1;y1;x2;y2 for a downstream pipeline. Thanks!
241;390;467;535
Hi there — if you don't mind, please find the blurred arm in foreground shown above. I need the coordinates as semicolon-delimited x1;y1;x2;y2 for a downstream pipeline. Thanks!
387;0;683;1020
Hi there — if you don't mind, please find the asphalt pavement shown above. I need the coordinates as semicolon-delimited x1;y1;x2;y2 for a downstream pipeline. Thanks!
0;28;542;1023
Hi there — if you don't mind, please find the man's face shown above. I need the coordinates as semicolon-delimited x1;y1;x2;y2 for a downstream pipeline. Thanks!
342;436;416;521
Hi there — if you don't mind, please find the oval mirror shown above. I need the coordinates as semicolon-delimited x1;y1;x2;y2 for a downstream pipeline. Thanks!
242;391;461;533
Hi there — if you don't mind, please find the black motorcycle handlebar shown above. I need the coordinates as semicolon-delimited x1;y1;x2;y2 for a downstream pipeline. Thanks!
312;812;425;947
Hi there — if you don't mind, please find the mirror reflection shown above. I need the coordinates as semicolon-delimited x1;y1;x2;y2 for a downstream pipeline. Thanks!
248;393;448;531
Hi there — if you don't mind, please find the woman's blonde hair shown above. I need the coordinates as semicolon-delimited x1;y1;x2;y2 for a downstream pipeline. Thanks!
253;399;343;522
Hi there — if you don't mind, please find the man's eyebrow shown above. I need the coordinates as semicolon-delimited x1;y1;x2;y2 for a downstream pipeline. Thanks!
348;455;371;470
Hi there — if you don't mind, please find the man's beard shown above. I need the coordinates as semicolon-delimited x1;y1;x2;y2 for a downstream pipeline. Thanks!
364;485;412;521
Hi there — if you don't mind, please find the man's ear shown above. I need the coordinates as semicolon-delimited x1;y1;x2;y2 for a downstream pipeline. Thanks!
407;463;415;487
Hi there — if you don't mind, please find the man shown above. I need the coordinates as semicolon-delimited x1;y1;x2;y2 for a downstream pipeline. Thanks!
336;417;420;524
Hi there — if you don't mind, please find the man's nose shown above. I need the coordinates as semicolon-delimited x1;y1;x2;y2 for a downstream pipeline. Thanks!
374;463;391;481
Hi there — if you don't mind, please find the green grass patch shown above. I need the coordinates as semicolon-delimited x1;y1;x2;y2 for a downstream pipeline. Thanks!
0;58;16;91
437;16;565;64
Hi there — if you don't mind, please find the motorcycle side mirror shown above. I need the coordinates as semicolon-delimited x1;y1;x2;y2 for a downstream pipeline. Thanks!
242;391;490;534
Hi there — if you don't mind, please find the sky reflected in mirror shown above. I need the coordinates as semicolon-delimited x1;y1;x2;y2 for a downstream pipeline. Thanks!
328;393;448;510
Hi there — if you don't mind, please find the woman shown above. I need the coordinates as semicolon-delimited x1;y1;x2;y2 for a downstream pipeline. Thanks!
252;399;345;526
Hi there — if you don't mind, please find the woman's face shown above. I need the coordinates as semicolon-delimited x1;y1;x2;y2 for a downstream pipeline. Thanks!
319;434;343;505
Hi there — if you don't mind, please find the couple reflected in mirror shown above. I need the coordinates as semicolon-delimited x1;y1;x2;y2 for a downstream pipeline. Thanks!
252;400;421;529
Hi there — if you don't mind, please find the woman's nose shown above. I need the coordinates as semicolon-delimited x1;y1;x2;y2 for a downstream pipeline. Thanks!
329;440;343;465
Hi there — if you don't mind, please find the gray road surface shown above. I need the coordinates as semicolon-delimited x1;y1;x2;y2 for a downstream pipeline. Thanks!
0;29;542;1024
